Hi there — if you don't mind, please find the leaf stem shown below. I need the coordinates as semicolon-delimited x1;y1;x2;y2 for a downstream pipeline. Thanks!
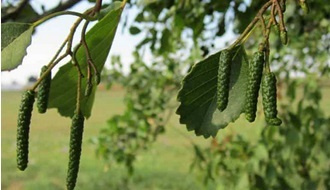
81;21;92;63
66;17;84;54
80;20;93;93
75;67;82;113
33;10;97;28
122;0;128;6
258;15;267;38
93;0;103;13
274;0;286;31
263;2;279;73
30;8;96;91
31;53;68;91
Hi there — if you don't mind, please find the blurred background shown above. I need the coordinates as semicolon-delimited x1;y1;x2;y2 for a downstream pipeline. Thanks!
2;0;330;189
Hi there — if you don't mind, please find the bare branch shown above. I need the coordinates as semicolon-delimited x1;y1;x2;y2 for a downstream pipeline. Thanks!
1;0;83;23
1;0;30;22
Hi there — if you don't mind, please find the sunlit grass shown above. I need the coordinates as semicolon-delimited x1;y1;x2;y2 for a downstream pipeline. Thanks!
1;89;205;190
2;85;329;189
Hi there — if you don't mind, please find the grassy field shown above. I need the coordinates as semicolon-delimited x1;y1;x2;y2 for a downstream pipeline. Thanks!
2;90;209;190
2;87;330;190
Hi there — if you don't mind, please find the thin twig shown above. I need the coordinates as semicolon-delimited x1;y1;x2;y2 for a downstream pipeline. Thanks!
33;10;97;27
93;0;103;14
30;12;89;91
264;3;276;43
80;20;100;84
1;0;29;22
81;20;93;87
24;0;81;23
263;3;277;72
230;0;273;48
31;53;68;91
69;51;84;77
271;1;278;25
258;15;267;38
48;39;67;67
75;67;82;113
66;18;83;54
66;8;94;53
273;0;285;31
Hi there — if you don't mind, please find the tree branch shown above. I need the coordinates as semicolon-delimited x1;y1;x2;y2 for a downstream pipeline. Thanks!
1;0;83;23
30;0;83;22
1;0;30;22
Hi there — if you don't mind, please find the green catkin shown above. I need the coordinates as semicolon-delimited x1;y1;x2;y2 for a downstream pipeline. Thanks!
244;51;264;122
217;50;232;111
17;90;35;171
66;111;85;190
37;66;51;113
280;30;288;45
262;72;282;126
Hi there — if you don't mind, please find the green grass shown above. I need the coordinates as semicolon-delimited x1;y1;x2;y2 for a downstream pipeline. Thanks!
2;87;330;190
1;90;208;190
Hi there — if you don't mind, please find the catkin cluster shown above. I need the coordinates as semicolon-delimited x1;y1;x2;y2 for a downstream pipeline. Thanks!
66;111;85;190
262;72;282;125
17;90;35;171
37;65;51;113
217;50;232;111
244;51;264;122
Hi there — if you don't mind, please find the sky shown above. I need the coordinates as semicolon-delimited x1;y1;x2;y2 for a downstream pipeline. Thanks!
1;0;140;86
1;0;237;87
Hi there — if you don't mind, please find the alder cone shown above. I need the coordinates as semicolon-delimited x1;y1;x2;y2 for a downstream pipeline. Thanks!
244;51;264;122
17;90;35;171
37;65;51;113
66;111;85;190
280;30;288;45
262;72;282;126
217;49;232;112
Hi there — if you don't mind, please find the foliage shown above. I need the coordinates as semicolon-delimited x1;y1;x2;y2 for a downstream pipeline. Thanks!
48;2;124;118
190;76;330;189
16;90;35;171
2;1;126;189
1;22;34;71
92;52;181;174
1;0;330;188
93;0;330;179
177;46;249;138
187;1;330;188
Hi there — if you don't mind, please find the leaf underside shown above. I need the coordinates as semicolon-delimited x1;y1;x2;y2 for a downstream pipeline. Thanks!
176;46;249;138
1;22;34;71
48;2;124;119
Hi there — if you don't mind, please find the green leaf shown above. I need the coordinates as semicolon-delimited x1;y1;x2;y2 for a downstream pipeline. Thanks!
14;4;39;23
98;2;122;20
176;46;249;138
129;26;141;35
216;16;225;36
159;28;171;52
1;22;34;71
48;1;124;119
